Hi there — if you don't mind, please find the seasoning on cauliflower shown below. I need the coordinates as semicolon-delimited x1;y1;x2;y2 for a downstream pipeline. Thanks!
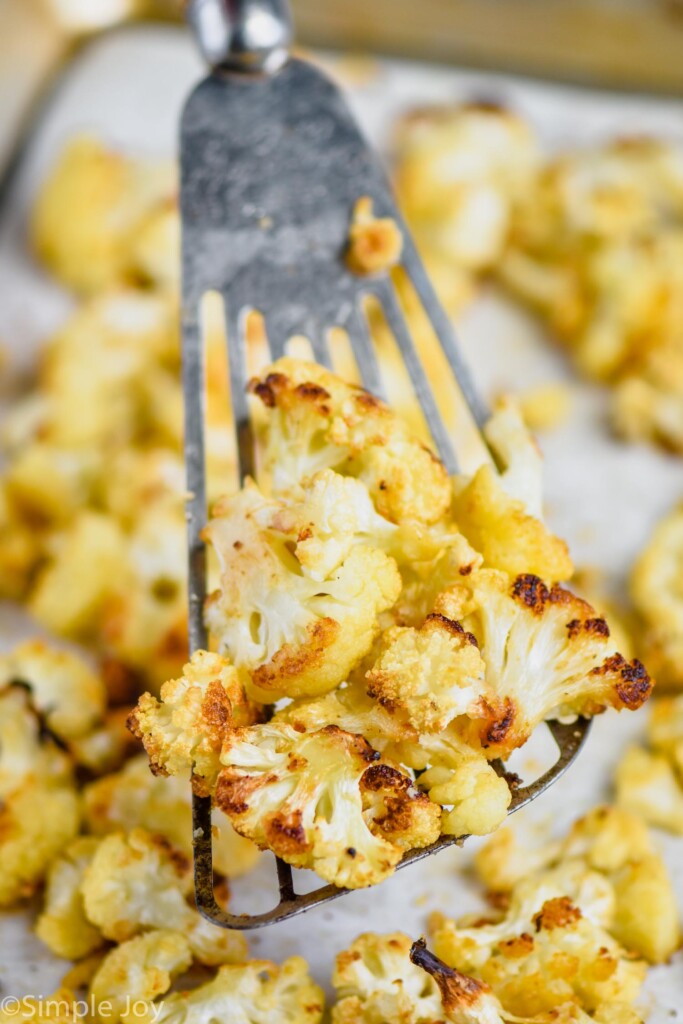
30;135;176;293
248;358;451;524
475;805;680;966
154;957;324;1024
128;650;260;796
35;837;104;961
203;477;401;698
332;931;509;1024
0;639;106;741
365;613;486;733
0;780;80;907
81;828;248;965
83;754;260;877
434;568;652;758
346;196;403;275
630;502;683;691
215;722;440;888
89;929;192;1024
452;399;573;582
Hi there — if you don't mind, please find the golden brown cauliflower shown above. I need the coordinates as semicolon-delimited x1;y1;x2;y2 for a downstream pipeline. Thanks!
0;780;80;907
615;745;683;835
35;836;104;961
452;399;573;581
394;102;538;315
365;614;486;733
80;828;248;965
499;138;683;454
431;878;647;1018
475;805;680;966
248;358;451;524
0;639;106;741
128;650;260;796
332;931;510;1024
152;957;324;1024
203;476;400;698
83;754;260;877
215;722;440;888
630;502;683;691
346;196;403;275
31;135;176;293
89;929;193;1023
435;568;652;758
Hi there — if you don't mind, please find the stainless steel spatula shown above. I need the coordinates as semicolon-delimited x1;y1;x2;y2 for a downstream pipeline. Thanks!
181;0;590;930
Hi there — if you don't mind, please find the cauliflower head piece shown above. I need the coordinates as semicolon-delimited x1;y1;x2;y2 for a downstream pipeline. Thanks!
435;569;652;757
154;957;324;1024
0;639;105;741
84;754;260;878
203;478;400;698
365;613;486;733
0;687;72;799
615;744;683;835
31;135;176;293
431;881;647;1018
452;400;573;582
630;502;683;691
215;722;440;888
90;930;193;1024
332;931;509;1024
0;780;80;907
35;836;103;961
129;650;260;796
475;805;680;966
248;358;451;524
81;828;248;965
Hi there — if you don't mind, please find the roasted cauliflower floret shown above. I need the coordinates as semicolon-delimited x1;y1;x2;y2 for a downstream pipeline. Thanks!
0;639;105;740
390;727;512;837
346;196;403;275
431;883;647;1018
435;569;652;757
648;693;683;769
89;929;192;1024
154;957;323;1024
128;650;259;796
31;135;176;293
452;400;573;581
332;931;509;1024
475;806;680;965
630;502;683;691
248;358;451;524
83;753;260;877
203;478;400;698
215;722;440;888
35;836;103;960
394;103;538;314
0;780;80;906
615;745;683;834
365;614;486;733
81;828;248;965
0;687;72;798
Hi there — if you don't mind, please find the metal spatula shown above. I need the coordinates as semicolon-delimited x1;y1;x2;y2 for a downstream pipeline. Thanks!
181;0;590;930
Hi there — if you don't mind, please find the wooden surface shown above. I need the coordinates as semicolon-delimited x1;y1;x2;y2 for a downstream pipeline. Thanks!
291;0;683;95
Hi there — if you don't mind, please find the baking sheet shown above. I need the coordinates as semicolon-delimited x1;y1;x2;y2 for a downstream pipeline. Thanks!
0;24;681;1013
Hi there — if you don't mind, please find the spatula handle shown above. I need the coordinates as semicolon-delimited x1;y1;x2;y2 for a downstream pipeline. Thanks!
187;0;292;73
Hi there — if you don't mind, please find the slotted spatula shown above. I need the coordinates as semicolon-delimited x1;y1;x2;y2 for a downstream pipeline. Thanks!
181;0;590;930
